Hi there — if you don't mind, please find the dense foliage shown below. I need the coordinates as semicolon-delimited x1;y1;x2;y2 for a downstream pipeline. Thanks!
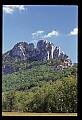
2;60;78;113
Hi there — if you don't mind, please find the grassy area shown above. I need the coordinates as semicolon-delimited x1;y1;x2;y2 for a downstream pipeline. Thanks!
2;112;77;116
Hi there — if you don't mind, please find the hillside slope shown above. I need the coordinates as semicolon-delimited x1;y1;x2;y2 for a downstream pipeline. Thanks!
2;60;77;113
2;60;77;92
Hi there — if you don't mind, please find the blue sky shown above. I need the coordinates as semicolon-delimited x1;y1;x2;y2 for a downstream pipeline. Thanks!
2;5;78;63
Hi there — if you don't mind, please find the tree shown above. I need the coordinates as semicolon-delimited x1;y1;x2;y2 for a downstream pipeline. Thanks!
2;91;15;112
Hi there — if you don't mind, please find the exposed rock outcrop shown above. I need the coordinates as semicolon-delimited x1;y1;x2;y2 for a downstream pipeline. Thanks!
2;39;74;74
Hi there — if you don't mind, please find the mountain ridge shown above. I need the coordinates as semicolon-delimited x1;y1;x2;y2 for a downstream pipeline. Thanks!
2;40;77;113
2;39;74;74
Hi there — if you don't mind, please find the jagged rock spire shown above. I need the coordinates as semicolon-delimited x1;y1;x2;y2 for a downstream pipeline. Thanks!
3;39;72;63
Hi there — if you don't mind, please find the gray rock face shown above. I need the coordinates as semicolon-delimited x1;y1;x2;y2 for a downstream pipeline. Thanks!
37;40;45;51
37;40;54;60
7;40;72;63
10;42;34;58
3;40;73;74
28;43;34;51
10;42;27;57
54;46;60;59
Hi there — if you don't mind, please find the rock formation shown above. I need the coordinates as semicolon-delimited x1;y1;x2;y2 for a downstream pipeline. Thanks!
2;39;74;73
54;46;60;59
3;39;73;63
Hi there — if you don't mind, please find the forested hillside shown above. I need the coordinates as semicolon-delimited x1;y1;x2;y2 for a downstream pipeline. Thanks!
2;59;77;113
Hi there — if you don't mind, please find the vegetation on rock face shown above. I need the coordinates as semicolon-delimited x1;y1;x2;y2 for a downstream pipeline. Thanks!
2;59;77;113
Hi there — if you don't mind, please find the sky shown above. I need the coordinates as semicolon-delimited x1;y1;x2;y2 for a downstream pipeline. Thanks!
2;5;78;63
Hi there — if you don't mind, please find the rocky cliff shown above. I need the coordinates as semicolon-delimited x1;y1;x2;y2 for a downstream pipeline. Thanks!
2;40;73;74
